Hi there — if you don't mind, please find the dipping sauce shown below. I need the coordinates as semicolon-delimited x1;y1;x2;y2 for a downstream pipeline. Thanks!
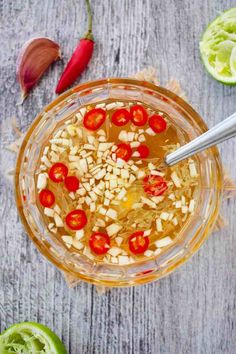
35;100;199;265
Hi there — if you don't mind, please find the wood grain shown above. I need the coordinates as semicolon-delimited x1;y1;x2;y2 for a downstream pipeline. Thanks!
0;0;236;353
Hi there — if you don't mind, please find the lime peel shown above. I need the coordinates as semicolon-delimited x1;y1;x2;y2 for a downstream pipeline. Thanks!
200;7;236;84
0;322;67;354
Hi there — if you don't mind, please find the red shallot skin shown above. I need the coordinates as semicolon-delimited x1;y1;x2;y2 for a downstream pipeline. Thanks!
17;37;61;101
55;39;94;94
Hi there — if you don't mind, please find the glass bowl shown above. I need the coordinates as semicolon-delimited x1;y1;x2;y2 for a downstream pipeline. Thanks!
15;78;223;287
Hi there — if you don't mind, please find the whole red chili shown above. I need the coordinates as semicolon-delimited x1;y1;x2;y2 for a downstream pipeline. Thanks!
56;0;94;94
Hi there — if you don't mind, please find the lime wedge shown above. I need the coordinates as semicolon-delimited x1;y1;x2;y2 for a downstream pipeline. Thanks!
199;7;236;84
0;322;67;354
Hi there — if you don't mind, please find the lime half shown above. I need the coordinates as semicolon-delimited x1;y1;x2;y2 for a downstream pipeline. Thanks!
0;322;67;354
200;7;236;84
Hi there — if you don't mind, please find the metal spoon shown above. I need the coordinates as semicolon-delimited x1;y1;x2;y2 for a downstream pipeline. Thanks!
165;112;236;166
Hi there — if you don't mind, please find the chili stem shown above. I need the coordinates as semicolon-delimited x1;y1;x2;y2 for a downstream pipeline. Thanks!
84;0;94;40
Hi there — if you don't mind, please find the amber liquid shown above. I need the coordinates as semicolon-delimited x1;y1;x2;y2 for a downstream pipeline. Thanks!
36;99;199;263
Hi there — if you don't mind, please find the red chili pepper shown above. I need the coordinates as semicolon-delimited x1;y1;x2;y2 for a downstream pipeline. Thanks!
56;0;94;94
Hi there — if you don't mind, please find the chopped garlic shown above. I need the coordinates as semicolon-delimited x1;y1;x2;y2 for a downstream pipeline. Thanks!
182;206;188;214
171;171;181;188
172;217;178;226
44;208;54;217
117;188;127;200
110;180;117;189
144;229;152;236
37;173;47;189
160;212;169;221
99;207;107;215
108;247;122;257
132;203;144;209
54;213;64;227
155;236;173;248
144;250;154;257
73;240;84;250
127;132;135;141
106;223;122;236
129;174;136;184
97;129;106;136
95;169;106;180
105;190;114;200
41;155;52;168
156;218;163;232
76;230;84;240
62;236;73;245
104;198;110;206
121;169;129;179
137;170;145;179
132;151;140;157
111;257;118;264
106;208;117;220
79;159;88;173
175;201;182;209
90;203;96;212
146;127;156;136
138;134;146;142
141;197;156;209
118;131;128;141
98;143;113;151
130;141;140;148
168;193;175;201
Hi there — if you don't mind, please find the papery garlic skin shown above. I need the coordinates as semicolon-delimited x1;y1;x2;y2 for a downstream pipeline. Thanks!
17;37;61;102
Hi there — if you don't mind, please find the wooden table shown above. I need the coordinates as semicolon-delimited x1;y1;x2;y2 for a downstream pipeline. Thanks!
0;0;236;353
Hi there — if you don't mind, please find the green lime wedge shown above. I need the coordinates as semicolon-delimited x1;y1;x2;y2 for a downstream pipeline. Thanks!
0;322;67;354
199;7;236;84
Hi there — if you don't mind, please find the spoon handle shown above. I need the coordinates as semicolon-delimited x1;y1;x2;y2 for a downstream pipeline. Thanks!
165;112;236;166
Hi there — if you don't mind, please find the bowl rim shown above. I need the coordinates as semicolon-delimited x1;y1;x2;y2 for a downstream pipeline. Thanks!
15;78;223;287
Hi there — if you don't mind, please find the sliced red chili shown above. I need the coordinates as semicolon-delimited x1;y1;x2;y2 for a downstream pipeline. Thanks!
143;175;168;196
89;232;110;255
49;163;68;183
65;209;87;230
39;189;55;207
149;114;167;133
65;176;80;192
129;231;149;254
115;143;132;161
130;105;148;126
111;108;130;126
137;144;150;158
83;108;106;131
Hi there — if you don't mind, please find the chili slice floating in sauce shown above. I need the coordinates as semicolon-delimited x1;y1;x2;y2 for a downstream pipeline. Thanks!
111;108;130;126
65;209;87;230
115;143;132;161
137;144;150;158
49;163;68;183
65;176;80;192
130;105;148;126
143;175;168;196
89;232;110;255
129;231;149;254
149;114;167;133
83;108;106;131
39;189;55;207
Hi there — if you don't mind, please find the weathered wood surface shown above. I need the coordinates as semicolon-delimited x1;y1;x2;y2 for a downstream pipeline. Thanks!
0;0;236;353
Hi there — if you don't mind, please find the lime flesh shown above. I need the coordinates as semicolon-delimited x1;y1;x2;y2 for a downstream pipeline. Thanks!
199;7;236;84
0;322;67;354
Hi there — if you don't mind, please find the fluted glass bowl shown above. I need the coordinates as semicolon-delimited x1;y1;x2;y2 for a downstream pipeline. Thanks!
15;78;223;287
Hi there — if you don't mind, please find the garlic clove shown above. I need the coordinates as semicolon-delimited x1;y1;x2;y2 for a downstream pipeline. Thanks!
17;37;61;102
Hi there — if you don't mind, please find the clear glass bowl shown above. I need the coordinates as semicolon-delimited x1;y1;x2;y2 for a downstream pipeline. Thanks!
15;78;223;287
